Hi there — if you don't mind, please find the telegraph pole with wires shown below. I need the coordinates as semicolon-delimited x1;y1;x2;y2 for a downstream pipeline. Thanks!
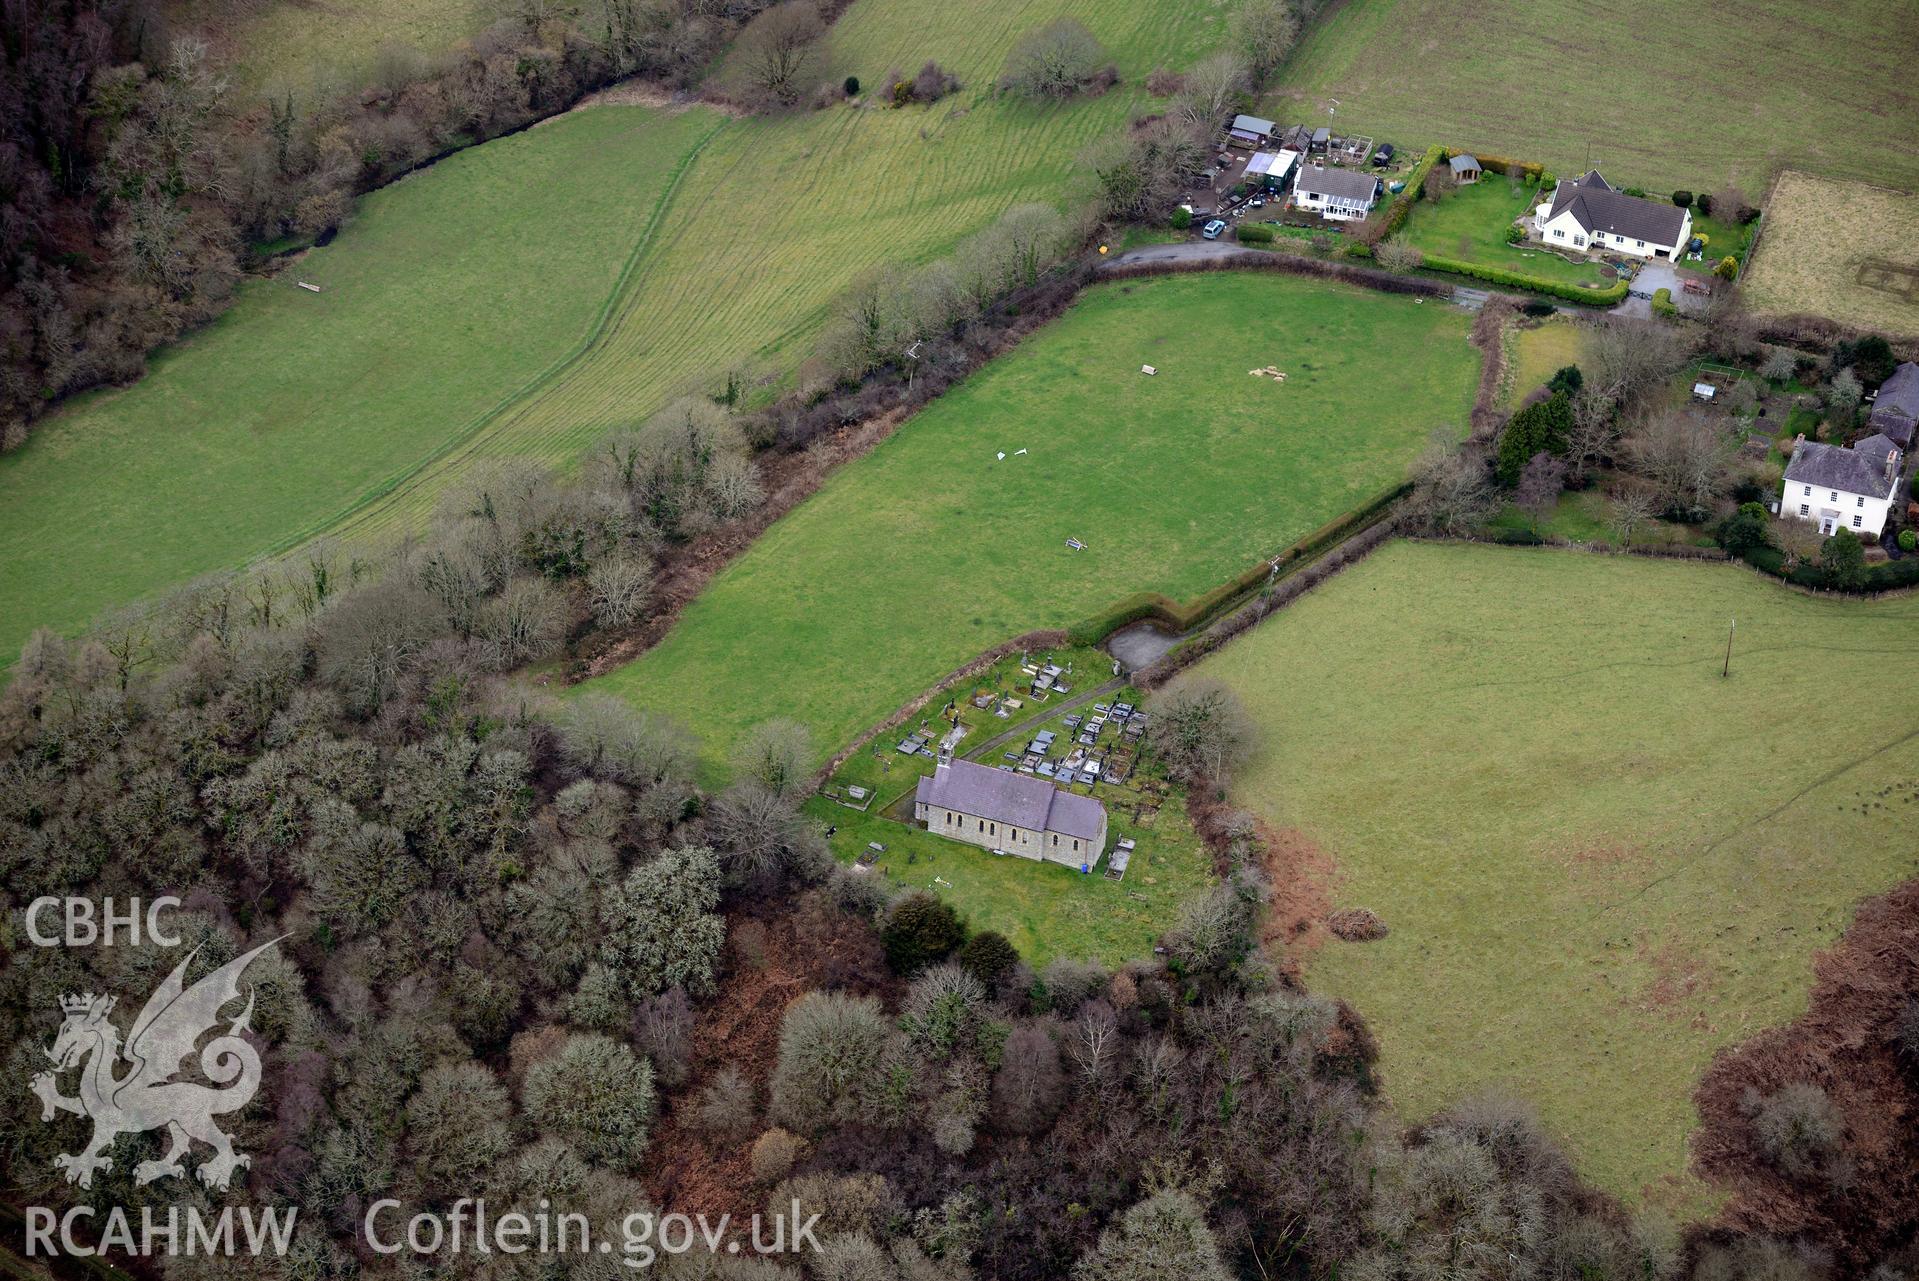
1722;617;1736;678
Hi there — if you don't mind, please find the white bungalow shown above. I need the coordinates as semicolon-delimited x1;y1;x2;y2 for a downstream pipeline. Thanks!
1533;171;1691;260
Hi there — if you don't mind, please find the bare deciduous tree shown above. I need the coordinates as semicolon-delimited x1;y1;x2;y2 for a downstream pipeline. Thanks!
1565;384;1618;484
1172;51;1250;132
737;1;826;108
1406;445;1497;536
1609;487;1658;547
1373;239;1424;272
1228;0;1300;86
1622;411;1734;520
1515;451;1567;533
1146;677;1255;786
586;554;652;628
1001;19;1110;99
1583;317;1693;412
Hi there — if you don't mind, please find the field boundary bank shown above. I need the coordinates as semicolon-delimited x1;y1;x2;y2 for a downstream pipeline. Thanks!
809;629;1073;789
267;116;730;556
813;481;1420;793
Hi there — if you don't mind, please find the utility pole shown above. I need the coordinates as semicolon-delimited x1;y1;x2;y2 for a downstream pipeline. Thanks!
1722;617;1736;678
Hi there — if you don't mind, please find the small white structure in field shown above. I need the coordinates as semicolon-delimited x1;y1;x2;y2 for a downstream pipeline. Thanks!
1692;383;1716;401
296;282;321;293
1140;364;1157;375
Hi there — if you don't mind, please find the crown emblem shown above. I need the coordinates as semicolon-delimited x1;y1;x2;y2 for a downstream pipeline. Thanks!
60;993;113;1017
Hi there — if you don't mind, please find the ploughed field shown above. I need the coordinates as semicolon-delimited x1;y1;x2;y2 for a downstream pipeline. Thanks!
583;272;1481;778
1188;540;1919;1213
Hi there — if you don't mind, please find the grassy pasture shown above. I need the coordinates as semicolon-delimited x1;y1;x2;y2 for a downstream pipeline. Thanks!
1190;540;1919;1211
583;271;1481;778
0;0;1222;663
0;105;721;658
1743;170;1919;336
167;0;510;91
1269;0;1919;194
1501;318;1586;410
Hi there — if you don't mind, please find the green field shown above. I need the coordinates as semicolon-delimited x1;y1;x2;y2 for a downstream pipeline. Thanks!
0;105;722;655
585;272;1482;777
1269;0;1919;193
167;0;510;91
1400;177;1610;288
1502;317;1586;410
1189;541;1919;1211
0;0;1223;664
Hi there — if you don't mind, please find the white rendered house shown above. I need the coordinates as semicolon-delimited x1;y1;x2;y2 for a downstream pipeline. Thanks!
1292;165;1380;221
1533;171;1691;259
1780;433;1904;538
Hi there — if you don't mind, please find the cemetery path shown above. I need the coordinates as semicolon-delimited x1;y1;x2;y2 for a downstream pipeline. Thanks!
962;675;1127;763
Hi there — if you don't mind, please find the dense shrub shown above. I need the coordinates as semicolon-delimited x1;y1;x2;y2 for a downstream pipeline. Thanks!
1900;529;1917;552
1234;222;1275;243
1169;206;1192;230
1672;190;1694;207
880;891;967;973
1652;287;1676;317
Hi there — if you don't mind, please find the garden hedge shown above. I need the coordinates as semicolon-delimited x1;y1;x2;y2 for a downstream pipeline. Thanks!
1234;223;1275;244
1375;145;1447;241
1736;543;1919;592
1066;482;1411;644
1456;152;1546;182
1417;253;1629;305
1651;287;1676;317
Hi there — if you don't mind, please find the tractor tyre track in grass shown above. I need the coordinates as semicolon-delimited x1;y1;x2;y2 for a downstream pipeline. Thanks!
313;117;728;550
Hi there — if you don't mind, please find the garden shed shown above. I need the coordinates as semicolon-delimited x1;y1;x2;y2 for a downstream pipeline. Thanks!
1449;154;1482;183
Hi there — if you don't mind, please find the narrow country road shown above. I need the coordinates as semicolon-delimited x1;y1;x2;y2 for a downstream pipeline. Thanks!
1099;240;1266;271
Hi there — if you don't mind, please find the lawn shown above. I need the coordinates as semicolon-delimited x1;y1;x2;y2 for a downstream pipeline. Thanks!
1268;0;1919;194
1502;318;1586;410
1743;170;1919;336
1485;487;1716;548
1188;540;1919;1213
0;105;722;659
0;0;1225;664
810;671;1213;967
582;271;1482;778
1400;177;1610;289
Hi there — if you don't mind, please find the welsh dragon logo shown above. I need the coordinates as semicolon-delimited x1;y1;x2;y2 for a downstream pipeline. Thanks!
29;939;283;1192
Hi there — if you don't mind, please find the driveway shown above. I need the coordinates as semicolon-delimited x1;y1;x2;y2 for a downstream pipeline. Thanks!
1612;259;1709;319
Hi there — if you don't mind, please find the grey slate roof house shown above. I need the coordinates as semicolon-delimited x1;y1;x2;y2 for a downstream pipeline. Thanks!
1868;361;1919;447
915;757;1108;869
1533;171;1691;259
1780;432;1905;538
1292;164;1381;221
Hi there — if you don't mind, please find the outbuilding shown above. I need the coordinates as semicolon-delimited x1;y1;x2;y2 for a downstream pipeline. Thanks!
1449;153;1483;183
1229;114;1275;146
1245;149;1298;188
